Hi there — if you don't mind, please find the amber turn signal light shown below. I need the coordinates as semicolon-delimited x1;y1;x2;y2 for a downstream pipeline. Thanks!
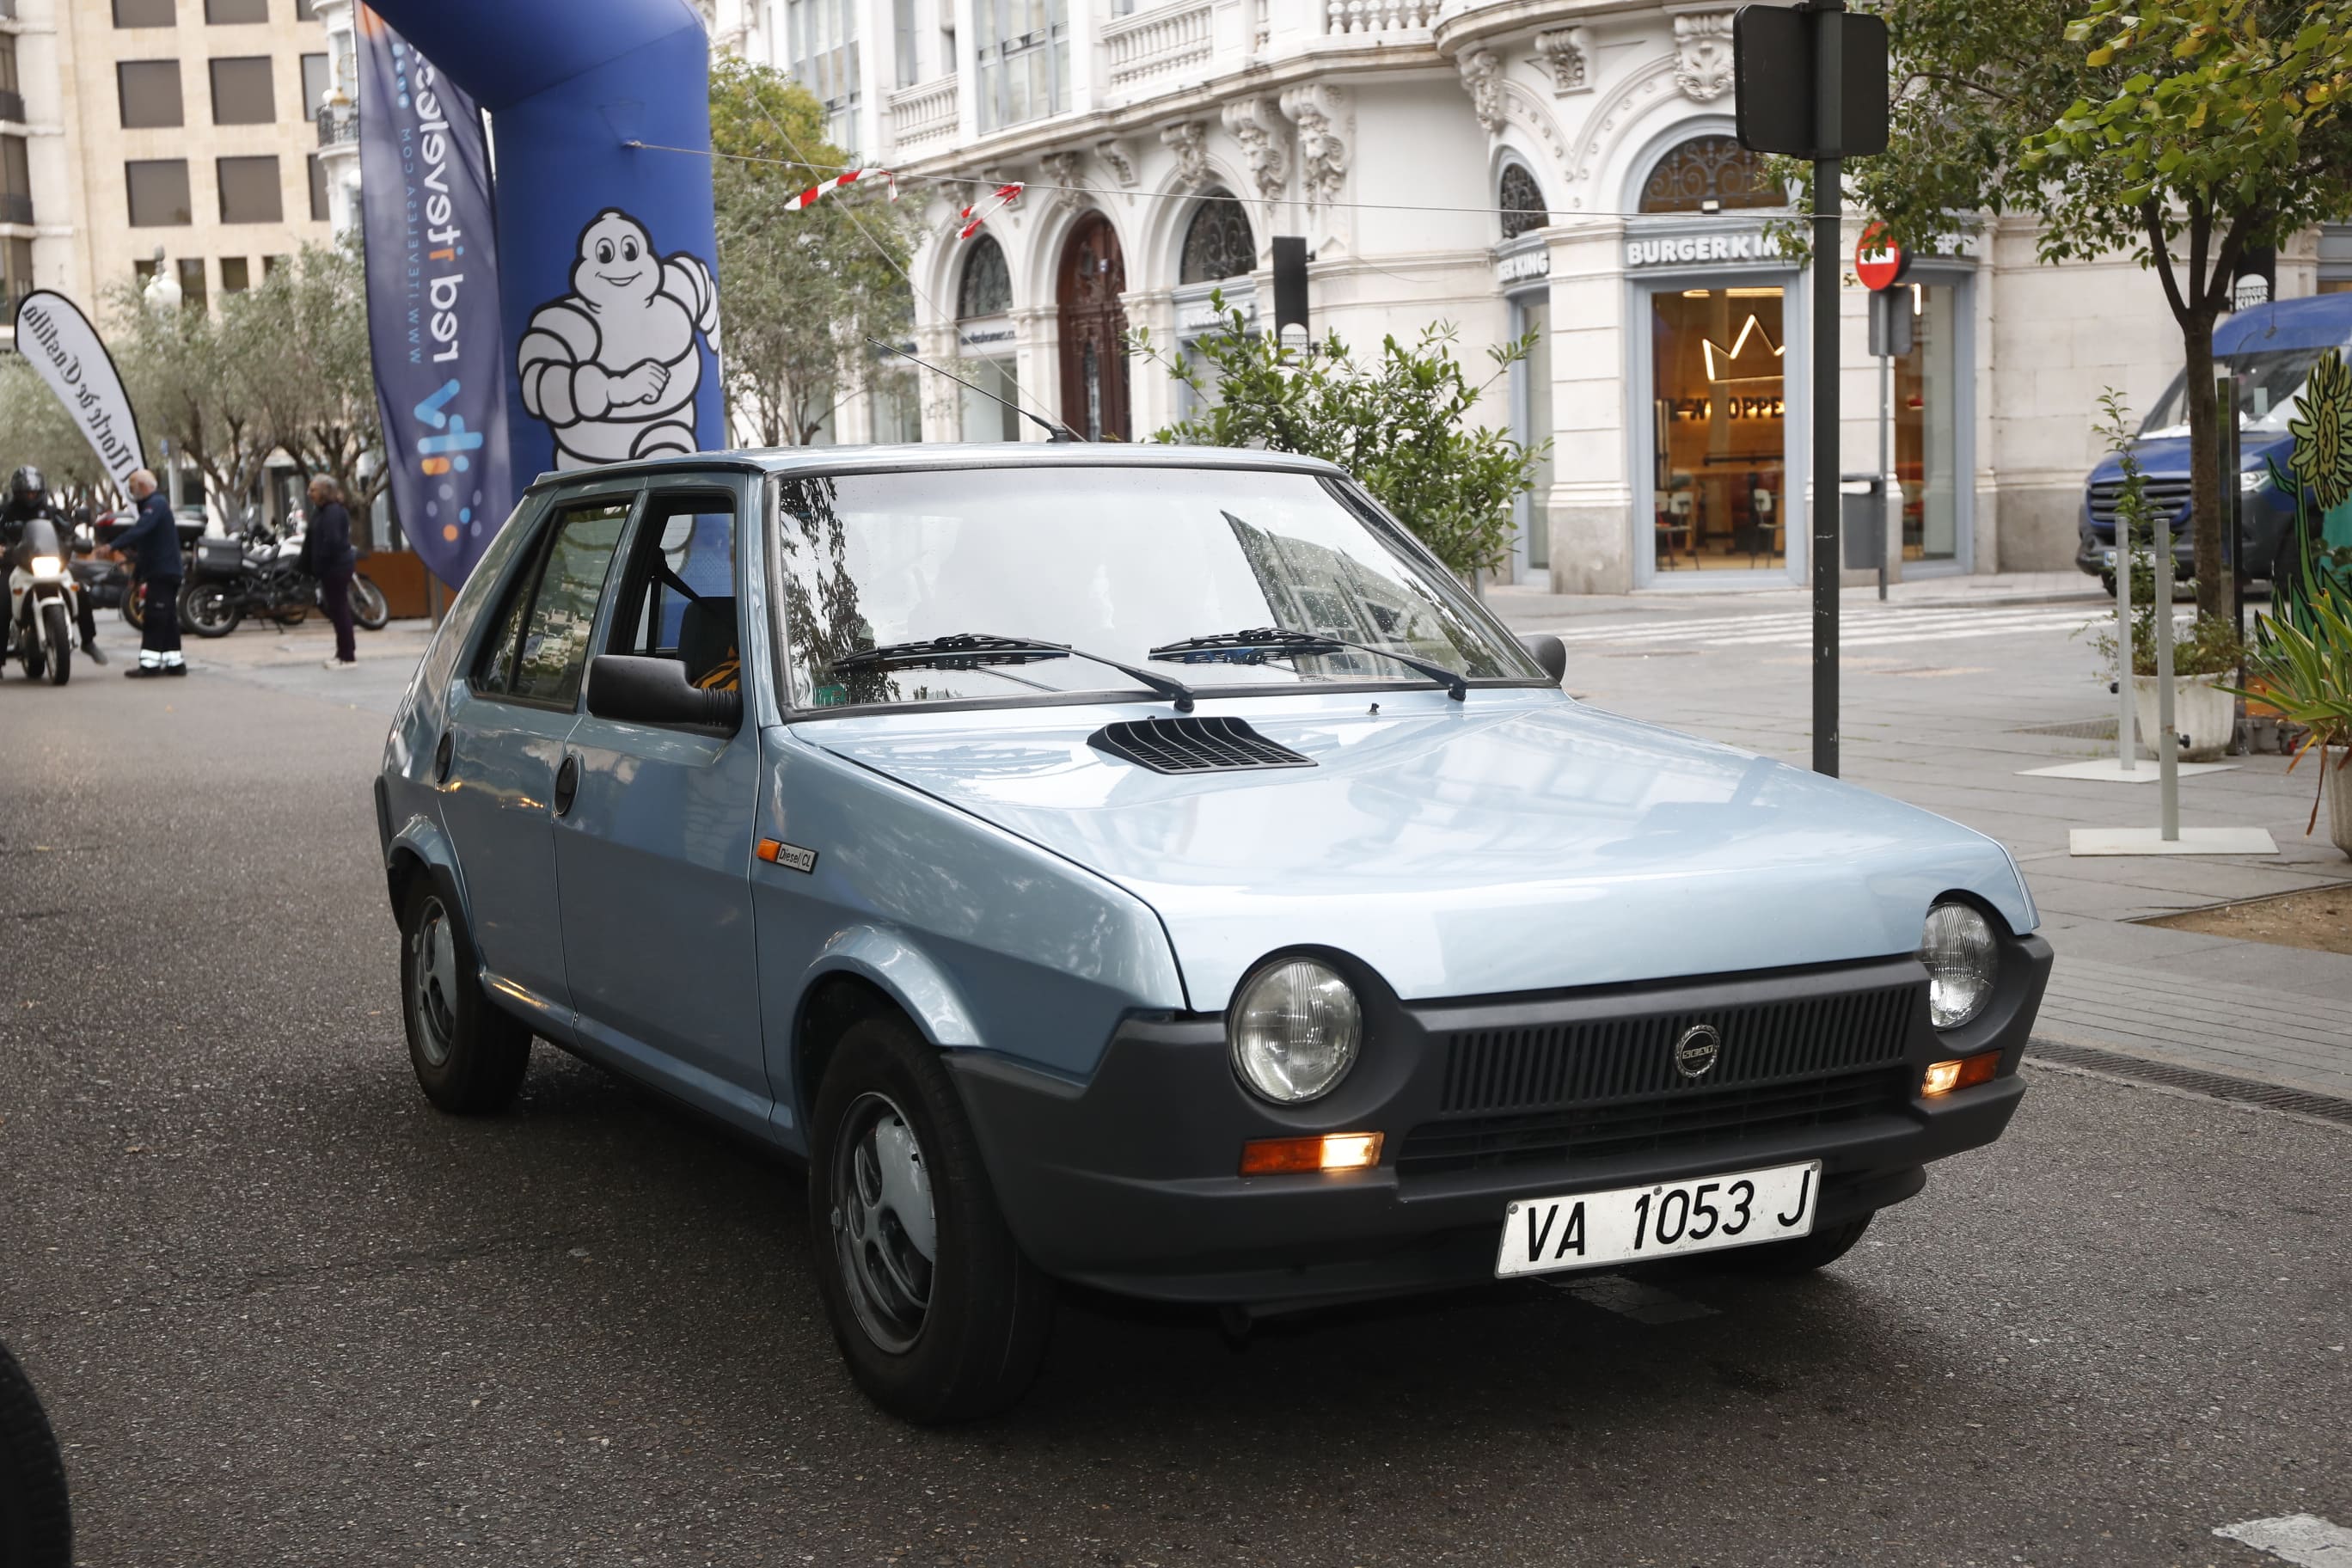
1922;1050;2002;1097
1240;1131;1384;1176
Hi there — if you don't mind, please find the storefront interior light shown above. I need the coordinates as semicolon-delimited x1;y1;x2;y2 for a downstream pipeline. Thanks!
1726;286;1780;298
1682;288;1712;297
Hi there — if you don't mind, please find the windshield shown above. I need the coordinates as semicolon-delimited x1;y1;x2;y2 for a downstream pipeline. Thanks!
2140;343;2343;438
771;466;1545;711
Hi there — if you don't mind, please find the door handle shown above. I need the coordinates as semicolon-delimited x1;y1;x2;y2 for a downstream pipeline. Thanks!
553;754;579;817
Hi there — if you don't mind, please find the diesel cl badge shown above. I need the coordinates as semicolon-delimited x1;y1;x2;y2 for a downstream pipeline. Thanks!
1673;1023;1722;1080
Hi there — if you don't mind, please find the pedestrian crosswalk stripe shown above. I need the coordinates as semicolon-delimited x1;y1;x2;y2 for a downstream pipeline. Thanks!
2214;1514;2352;1566
1539;606;2097;652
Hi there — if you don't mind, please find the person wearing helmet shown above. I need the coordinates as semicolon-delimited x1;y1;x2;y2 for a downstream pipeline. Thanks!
0;467;106;666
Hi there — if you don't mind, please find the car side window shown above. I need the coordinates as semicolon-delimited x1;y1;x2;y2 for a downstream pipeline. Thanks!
609;491;741;693
473;499;632;707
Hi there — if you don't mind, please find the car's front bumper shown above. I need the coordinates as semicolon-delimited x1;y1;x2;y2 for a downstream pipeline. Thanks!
951;934;2051;1308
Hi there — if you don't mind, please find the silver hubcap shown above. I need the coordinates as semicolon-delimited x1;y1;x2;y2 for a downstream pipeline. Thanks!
409;899;459;1068
830;1093;937;1355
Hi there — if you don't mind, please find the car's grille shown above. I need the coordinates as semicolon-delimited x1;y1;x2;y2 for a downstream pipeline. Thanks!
2086;477;2193;532
1435;981;1919;1114
1396;1066;1909;1176
1397;977;1922;1178
1087;715;1314;774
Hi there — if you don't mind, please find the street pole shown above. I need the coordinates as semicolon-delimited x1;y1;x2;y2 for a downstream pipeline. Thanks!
2116;511;2137;775
2156;432;2181;842
2223;372;2245;753
1877;337;1890;602
1810;0;1845;777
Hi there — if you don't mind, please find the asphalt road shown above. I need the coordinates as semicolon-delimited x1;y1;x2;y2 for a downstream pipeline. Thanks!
2;629;2348;1568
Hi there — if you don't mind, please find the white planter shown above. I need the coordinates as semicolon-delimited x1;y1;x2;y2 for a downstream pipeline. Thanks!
2330;753;2352;860
2131;672;2235;762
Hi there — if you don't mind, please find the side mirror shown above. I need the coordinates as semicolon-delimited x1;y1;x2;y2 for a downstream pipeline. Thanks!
1520;634;1567;685
585;654;743;733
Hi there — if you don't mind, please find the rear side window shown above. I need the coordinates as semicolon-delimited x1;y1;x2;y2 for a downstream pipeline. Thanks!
609;491;742;692
473;499;631;706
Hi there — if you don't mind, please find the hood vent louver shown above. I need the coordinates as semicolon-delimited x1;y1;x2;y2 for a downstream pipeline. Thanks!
1087;716;1315;775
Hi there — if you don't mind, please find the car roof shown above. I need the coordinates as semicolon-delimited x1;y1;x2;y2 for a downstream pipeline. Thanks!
524;442;1352;493
2213;291;2352;356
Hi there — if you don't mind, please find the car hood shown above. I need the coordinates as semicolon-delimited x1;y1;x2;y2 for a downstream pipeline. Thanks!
2090;433;2290;486
807;693;2037;1011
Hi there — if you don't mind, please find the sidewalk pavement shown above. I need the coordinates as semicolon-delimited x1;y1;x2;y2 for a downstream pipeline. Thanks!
1484;570;2107;625
1487;585;2352;1109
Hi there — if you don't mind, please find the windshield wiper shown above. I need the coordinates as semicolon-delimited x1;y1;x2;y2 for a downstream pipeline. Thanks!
830;632;1199;711
1148;628;1467;702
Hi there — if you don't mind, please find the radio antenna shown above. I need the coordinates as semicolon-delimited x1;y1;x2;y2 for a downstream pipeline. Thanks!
866;337;1084;443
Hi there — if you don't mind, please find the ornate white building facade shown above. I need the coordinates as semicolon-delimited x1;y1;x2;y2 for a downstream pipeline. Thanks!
708;0;2349;591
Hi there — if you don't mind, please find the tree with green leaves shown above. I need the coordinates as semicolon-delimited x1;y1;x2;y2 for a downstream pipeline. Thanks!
106;280;278;531
230;239;390;536
708;57;917;446
0;352;120;504
1816;0;2352;616
1132;298;1547;579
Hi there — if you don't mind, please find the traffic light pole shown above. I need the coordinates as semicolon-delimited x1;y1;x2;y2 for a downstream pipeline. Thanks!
1810;0;1845;777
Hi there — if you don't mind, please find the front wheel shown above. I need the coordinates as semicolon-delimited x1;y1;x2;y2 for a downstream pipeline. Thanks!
181;581;242;638
810;1016;1053;1423
399;879;531;1114
121;576;145;629
1715;1213;1873;1276
15;613;42;682
351;574;390;631
40;603;70;686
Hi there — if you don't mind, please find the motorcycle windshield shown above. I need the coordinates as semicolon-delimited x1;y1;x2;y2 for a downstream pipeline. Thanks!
13;518;61;568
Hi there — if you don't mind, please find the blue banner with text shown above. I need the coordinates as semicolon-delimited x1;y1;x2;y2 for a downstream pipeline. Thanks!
357;7;511;587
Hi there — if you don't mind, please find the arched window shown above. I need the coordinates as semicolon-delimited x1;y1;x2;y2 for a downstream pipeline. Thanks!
1498;163;1548;241
959;235;1012;319
1638;134;1785;213
1179;190;1256;285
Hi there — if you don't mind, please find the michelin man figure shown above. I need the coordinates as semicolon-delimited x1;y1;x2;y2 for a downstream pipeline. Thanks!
518;209;720;469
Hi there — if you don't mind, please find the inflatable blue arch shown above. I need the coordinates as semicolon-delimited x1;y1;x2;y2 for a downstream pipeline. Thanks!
369;0;722;484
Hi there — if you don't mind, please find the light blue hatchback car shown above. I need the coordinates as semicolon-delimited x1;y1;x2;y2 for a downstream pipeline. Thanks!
377;444;2051;1421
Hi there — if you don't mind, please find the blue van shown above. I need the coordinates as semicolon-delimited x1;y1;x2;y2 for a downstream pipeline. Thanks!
2078;292;2352;590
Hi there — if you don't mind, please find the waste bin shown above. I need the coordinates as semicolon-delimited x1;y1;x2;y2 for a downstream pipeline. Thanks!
1841;473;1885;569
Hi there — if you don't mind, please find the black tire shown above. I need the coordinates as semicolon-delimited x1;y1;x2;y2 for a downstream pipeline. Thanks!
40;604;70;687
398;877;530;1114
1716;1213;1873;1277
2098;570;2117;598
181;581;242;639
2269;530;2309;606
352;574;391;631
15;616;41;682
0;1339;73;1568
809;1015;1053;1423
121;575;144;629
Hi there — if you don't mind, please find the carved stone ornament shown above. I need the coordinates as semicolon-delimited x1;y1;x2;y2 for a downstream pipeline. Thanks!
1673;12;1736;101
1161;120;1210;191
1456;47;1504;135
1095;138;1138;188
1532;27;1590;95
1277;83;1349;206
1040;150;1087;200
1220;96;1289;205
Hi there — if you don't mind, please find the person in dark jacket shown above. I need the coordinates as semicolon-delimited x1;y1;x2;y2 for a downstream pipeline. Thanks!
112;469;184;677
1;467;106;665
305;477;358;669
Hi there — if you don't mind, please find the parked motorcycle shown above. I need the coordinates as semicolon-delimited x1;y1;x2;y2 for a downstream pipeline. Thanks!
178;519;390;638
4;516;82;685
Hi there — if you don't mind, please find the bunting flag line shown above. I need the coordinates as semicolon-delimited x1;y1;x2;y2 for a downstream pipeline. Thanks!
958;181;1024;240
784;167;897;211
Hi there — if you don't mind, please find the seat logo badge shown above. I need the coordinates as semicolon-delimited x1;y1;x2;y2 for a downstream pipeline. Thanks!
756;838;818;874
1673;1024;1722;1080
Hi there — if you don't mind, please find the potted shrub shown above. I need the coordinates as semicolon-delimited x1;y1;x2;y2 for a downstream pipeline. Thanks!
2085;391;2248;761
2228;562;2352;860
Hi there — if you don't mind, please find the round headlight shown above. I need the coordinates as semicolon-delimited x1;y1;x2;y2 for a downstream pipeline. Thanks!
1920;902;2000;1029
1229;958;1362;1104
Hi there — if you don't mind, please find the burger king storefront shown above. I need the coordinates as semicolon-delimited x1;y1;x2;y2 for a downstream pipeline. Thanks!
1532;131;1977;593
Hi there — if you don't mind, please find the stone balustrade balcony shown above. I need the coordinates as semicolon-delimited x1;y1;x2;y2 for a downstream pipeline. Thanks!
1103;0;1216;91
888;76;959;155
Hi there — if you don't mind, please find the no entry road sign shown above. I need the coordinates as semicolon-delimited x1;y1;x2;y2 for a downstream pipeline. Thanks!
1856;224;1908;291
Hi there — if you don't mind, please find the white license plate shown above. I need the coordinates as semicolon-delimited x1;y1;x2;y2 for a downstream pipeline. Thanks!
1494;1160;1822;1277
